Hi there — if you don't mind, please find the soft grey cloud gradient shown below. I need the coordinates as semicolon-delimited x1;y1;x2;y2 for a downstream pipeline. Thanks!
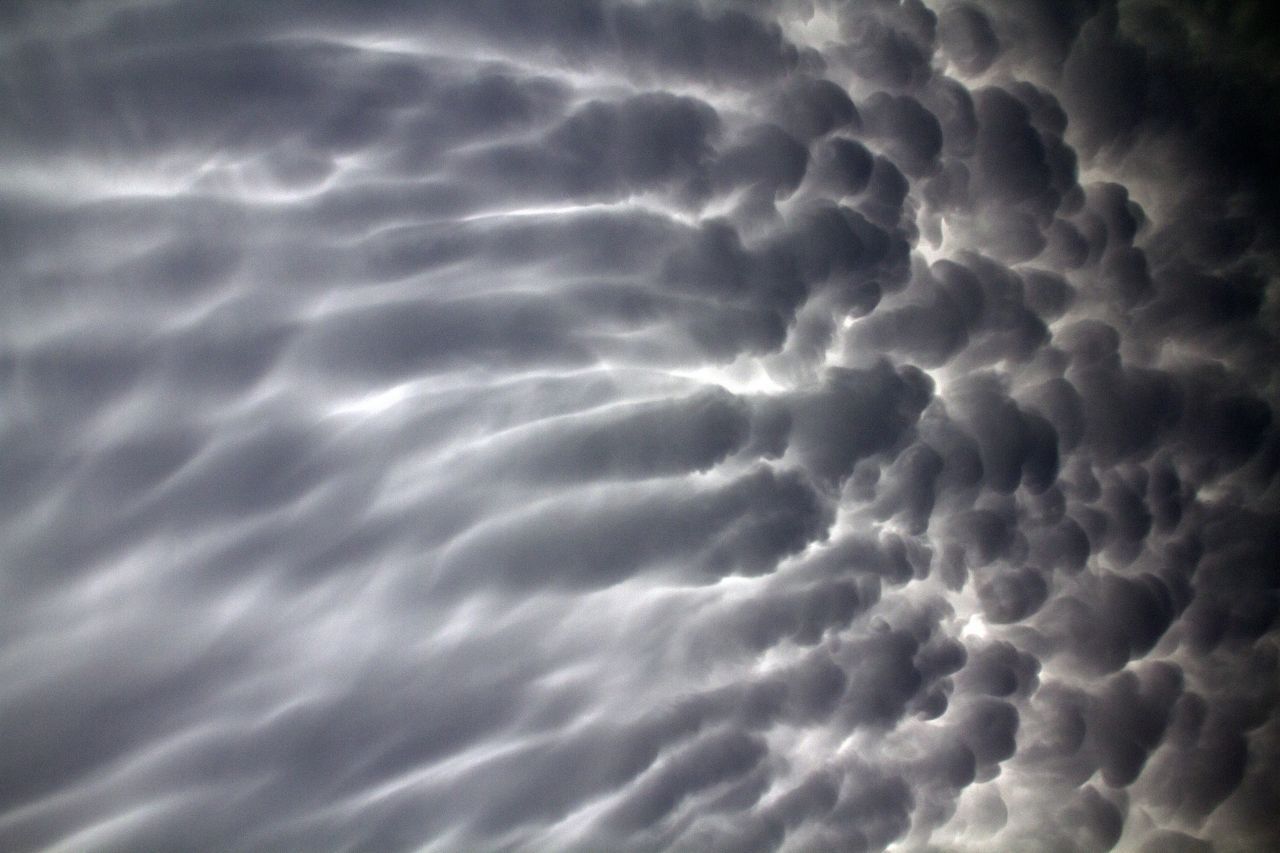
2;0;1278;851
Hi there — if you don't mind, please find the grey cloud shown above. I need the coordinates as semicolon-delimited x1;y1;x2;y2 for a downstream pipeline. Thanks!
1040;217;1092;269
408;0;805;86
1137;830;1214;853
781;200;909;288
958;640;1040;699
1056;785;1124;852
872;443;945;534
1020;268;1075;320
1069;362;1182;464
971;87;1056;207
793;530;920;587
1143;697;1250;821
606;0;803;83
434;464;828;591
856;156;912;229
861;93;944;178
1082;661;1184;787
1020;375;1086;453
917;406;986;495
459;92;721;204
834;627;927;728
712;124;810;199
454;705;718;837
1032;571;1183;674
362;207;678;283
783;360;933;487
937;3;1000;76
705;574;874;652
946;507;1018;567
816;136;876;197
946;372;1059;494
976;565;1049;624
920;76;979;158
460;388;756;485
5;0;1280;850
1176;367;1273;478
1139;262;1269;360
952;697;1019;767
1061;9;1151;155
821;762;915;851
835;2;935;90
767;77;858;141
599;728;768;833
292;293;597;381
854;292;970;368
973;0;1101;74
1029;515;1092;573
703;770;842;851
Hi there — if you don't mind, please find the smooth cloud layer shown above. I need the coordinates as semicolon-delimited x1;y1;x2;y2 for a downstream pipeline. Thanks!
2;0;1278;851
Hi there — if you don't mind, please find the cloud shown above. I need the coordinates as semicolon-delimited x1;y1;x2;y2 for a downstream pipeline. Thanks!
3;0;1279;851
937;4;1000;76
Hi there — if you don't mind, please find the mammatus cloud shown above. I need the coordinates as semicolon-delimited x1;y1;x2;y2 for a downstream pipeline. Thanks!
2;0;1278;850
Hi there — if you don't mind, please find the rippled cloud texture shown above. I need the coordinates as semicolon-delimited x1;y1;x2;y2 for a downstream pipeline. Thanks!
4;1;1280;850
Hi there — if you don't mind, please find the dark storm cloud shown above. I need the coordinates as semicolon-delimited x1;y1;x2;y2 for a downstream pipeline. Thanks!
815;136;876;196
860;93;944;178
437;0;805;85
712;124;811;199
871;442;945;535
834;0;936;90
850;253;1053;372
457;92;721;204
919;76;978;158
4;0;1280;850
957;640;1040;699
936;3;1000;76
434;464;829;590
766;77;859;142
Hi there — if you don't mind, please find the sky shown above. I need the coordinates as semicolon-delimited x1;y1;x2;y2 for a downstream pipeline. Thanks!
2;1;1279;851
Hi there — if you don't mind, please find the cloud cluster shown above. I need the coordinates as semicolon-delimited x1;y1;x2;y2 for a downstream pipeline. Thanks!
1;0;1277;850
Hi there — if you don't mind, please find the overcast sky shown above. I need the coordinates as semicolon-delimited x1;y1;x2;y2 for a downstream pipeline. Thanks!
2;1;1279;851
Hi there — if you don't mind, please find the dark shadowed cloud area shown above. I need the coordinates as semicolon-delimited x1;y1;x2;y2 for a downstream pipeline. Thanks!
3;0;1280;850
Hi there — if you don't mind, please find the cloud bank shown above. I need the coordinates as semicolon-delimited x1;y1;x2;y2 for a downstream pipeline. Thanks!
2;0;1278;850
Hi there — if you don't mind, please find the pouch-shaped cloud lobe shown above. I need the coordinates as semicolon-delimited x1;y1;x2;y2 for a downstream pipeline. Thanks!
2;0;1278;851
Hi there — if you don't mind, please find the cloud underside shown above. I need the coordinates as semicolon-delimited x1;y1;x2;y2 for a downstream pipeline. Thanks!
2;0;1279;851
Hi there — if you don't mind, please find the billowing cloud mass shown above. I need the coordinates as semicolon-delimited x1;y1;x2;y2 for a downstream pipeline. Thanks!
3;0;1279;850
